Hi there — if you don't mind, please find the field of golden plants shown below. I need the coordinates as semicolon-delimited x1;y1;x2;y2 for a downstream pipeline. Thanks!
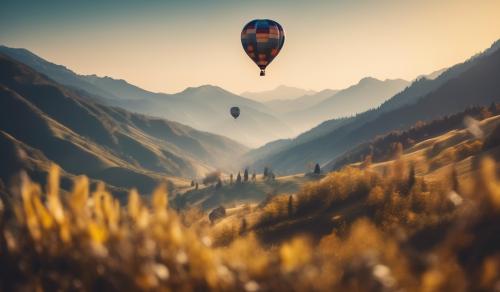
1;154;500;291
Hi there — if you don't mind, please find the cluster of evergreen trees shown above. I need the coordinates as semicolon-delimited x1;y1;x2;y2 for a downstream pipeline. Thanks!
230;168;257;185
192;166;282;190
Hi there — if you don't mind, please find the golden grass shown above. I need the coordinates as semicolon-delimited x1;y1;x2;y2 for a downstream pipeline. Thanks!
1;156;500;291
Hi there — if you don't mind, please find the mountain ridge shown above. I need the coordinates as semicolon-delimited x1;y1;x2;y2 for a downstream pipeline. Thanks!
0;45;293;147
281;77;409;133
0;53;248;193
246;39;500;174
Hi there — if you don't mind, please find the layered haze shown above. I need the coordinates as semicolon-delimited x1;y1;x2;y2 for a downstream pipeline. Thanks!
0;54;249;194
0;46;412;146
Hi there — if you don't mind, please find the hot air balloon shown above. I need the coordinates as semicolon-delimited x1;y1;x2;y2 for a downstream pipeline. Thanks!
230;106;240;119
241;19;285;76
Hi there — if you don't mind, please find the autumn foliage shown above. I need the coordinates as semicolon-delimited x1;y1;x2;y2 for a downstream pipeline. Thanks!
1;157;500;291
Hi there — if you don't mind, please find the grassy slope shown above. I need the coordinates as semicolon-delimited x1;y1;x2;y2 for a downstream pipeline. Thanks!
369;114;500;182
175;174;323;211
210;114;500;246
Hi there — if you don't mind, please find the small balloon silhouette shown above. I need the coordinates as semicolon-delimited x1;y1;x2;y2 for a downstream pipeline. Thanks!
230;106;240;119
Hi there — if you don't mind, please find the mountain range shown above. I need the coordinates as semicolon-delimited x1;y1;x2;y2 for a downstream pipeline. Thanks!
0;54;248;194
0;46;293;147
243;79;410;134
0;46;413;146
2;39;498;184
246;39;500;174
280;77;409;132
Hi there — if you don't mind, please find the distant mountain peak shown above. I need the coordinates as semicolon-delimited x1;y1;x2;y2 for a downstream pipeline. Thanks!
275;84;310;91
181;84;228;95
353;77;411;90
358;77;408;84
241;85;317;102
358;76;379;83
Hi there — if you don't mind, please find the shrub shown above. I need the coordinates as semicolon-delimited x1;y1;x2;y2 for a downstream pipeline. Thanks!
202;171;221;186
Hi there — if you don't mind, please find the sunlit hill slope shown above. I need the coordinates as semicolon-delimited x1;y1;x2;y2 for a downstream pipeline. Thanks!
0;54;247;194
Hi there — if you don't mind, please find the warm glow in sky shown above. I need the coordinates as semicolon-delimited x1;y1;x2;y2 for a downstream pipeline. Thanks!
1;0;500;94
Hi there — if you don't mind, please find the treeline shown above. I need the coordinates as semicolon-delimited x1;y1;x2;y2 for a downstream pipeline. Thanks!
330;103;500;170
190;167;277;190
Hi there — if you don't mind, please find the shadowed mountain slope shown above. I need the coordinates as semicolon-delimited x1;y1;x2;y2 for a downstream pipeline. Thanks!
283;77;409;131
247;40;500;174
0;54;247;193
0;46;292;147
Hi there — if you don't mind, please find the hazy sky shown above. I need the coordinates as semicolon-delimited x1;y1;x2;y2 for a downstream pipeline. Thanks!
1;0;500;94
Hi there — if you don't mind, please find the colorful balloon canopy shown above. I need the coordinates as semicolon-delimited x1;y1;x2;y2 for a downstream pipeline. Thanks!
241;19;285;76
230;106;240;119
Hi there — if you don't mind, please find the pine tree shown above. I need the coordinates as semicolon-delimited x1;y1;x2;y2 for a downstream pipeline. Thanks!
236;172;242;184
408;163;416;189
263;167;269;178
314;163;321;174
230;173;234;184
244;168;249;182
190;180;195;187
252;171;256;182
195;182;199;190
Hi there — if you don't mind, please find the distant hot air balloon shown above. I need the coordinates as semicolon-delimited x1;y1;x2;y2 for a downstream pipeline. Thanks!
241;19;285;76
230;106;240;119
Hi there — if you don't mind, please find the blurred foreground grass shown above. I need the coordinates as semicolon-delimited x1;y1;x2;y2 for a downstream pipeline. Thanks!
1;158;500;291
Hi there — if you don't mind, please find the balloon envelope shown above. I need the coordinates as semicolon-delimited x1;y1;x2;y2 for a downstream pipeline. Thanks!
230;107;240;119
241;19;285;76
